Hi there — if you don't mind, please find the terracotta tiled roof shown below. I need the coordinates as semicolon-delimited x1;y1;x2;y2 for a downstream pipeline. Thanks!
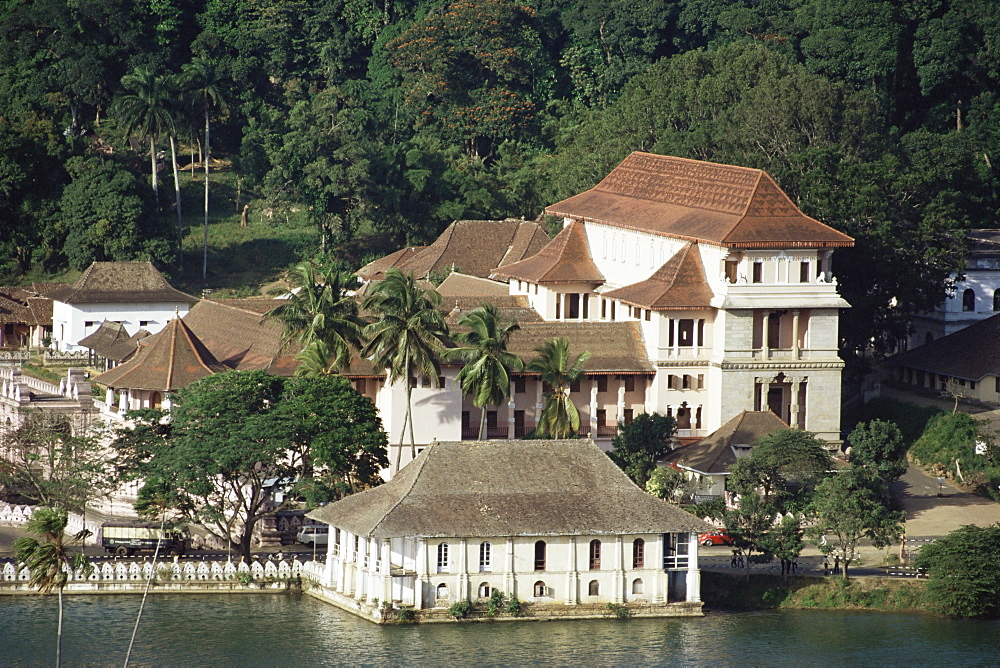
93;317;227;391
602;243;715;311
490;220;605;285
182;299;299;376
442;295;544;327
392;219;550;279
77;321;149;362
47;262;195;304
546;152;854;249
665;411;789;474
206;298;288;315
436;272;510;297
507;321;652;374
886;313;1000;381
0;287;51;326
356;246;427;282
308;439;710;538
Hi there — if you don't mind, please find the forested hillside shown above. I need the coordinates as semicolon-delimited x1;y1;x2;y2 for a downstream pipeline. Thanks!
0;0;997;358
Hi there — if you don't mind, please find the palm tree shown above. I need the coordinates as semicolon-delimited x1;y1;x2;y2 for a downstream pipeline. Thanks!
361;268;449;471
14;508;93;668
182;58;228;282
163;73;189;267
447;303;523;439
266;261;365;373
114;68;175;207
527;337;591;439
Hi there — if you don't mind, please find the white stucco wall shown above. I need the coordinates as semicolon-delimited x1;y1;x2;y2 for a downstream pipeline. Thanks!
52;301;191;351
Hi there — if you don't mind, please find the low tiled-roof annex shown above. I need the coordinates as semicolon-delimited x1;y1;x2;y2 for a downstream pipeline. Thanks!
94;317;227;391
0;286;52;326
308;439;709;538
886;313;1000;382
491;219;605;284
356;246;427;282
665;411;789;474
602;242;714;311
183;299;299;376
507;321;652;374
546;152;854;249
77;320;150;363
436;272;509;297
47;262;195;304
391;219;550;280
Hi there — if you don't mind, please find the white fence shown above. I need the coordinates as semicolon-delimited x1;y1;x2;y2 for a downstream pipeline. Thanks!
1;557;318;585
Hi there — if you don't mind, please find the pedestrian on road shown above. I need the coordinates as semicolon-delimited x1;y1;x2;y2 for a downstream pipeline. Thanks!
791;560;798;574
833;556;840;575
823;559;829;576
731;550;738;568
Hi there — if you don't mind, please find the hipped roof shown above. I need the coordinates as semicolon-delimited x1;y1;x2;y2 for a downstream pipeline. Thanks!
665;411;789;474
507;321;653;374
886;313;1000;382
602;243;714;311
183;299;299;376
308;439;709;538
436;272;510;298
0;286;52;326
491;220;604;284
94;317;227;391
77;320;149;362
48;262;195;304
546;152;854;249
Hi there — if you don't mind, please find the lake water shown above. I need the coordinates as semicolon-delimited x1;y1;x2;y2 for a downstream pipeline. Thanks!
3;593;999;666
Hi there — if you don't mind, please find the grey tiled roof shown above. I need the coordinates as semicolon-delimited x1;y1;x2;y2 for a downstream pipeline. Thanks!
308;439;710;538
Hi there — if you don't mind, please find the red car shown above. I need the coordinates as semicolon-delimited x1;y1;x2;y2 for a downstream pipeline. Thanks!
699;531;734;546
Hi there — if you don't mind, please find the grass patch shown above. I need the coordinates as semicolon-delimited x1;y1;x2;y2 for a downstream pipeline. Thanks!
860;397;943;446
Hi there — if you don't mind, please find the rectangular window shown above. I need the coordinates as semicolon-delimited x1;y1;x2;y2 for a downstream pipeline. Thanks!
697;374;705;390
645;309;652;322
610;302;616;320
515;376;526;393
582;294;589;319
589;540;601;570
567;293;580;319
624;408;634;425
697;319;705;347
668;319;675;347
623;376;636;392
633;539;645;569
601;299;607;319
139;320;151;327
570;380;581;393
971;380;977;390
534;541;546;571
800;261;811;283
597;409;607;426
668;375;677;390
84;321;96;328
486;411;498;430
752;261;763;283
480;542;492;572
437;543;449;573
725;260;738;284
597;376;608;393
555;300;561;320
682;374;691;390
677;319;694;347
354;379;367;394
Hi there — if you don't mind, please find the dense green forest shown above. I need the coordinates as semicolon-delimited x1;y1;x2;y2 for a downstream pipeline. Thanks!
1;0;998;361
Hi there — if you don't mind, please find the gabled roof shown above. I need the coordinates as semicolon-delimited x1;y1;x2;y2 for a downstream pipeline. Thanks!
182;299;299;376
356;246;427;282
665;411;789;474
507;321;653;374
602;243;714;311
436;272;509;298
442;295;544;327
369;219;550;281
77;320;149;362
93;317;227;391
886;313;1000;381
546;152;854;249
491;220;605;285
47;262;195;305
308;439;709;538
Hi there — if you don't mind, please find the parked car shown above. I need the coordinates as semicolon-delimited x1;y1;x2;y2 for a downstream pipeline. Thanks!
698;530;733;546
296;525;329;547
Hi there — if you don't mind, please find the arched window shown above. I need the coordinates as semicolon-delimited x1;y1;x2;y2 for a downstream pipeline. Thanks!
588;580;599;596
534;580;547;597
534;540;546;571
589;539;601;570
632;538;645;569
963;288;976;312
479;541;492;572
478;582;491;598
436;542;449;573
436;583;449;599
993;289;1000;311
632;578;644;595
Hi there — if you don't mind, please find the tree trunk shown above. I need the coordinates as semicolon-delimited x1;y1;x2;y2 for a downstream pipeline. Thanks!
149;136;159;208
170;136;183;272
479;406;487;440
239;530;253;565
202;109;210;282
407;380;417;463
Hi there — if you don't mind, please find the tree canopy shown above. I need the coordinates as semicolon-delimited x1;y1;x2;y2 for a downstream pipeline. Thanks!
916;523;1000;618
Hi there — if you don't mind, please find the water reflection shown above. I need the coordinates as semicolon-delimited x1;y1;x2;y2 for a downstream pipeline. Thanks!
3;594;999;667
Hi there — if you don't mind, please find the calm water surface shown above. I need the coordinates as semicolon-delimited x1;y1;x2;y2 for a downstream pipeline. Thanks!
3;593;999;667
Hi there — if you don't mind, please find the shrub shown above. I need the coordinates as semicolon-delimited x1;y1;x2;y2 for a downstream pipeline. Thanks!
916;523;1000;618
448;600;472;619
506;595;523;617
910;412;978;469
606;603;632;619
397;607;416;622
486;589;506;617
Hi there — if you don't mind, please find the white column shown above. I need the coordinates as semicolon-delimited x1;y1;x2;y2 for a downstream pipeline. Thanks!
505;538;515;598
367;539;379;604
415;539;427;610
105;387;114;406
589;384;598;438
614;535;624;603
458;538;469;602
686;533;702;603
534;382;544;431
792;309;800;358
507;380;516;440
617;381;626;424
565;536;578;605
758;378;768;413
380;538;392;606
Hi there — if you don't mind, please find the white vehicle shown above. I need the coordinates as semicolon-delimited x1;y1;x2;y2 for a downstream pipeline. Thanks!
296;525;329;547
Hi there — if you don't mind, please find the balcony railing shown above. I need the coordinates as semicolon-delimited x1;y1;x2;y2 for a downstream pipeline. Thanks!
461;426;509;440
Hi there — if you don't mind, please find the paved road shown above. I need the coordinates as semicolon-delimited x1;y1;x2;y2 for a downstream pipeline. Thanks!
892;462;1000;538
